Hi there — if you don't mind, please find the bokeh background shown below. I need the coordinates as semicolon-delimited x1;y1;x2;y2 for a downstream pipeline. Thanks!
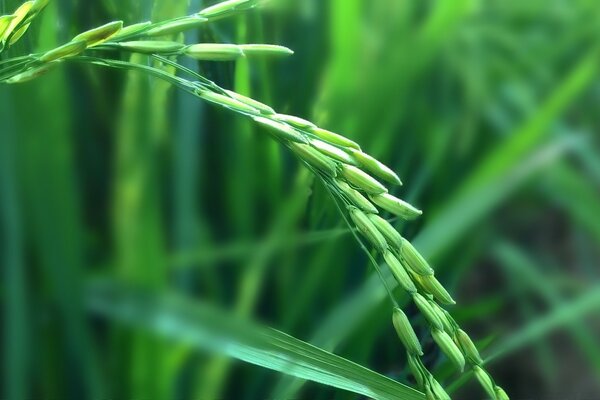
1;0;600;399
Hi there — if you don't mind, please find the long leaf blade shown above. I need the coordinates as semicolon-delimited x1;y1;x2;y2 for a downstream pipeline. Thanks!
88;282;424;400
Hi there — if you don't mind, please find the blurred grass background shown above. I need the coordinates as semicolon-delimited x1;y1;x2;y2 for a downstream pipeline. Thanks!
1;0;600;399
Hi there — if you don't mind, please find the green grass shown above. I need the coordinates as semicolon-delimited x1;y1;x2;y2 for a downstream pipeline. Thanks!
1;0;600;399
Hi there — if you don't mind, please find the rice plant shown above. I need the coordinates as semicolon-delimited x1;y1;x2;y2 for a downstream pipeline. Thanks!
2;0;599;399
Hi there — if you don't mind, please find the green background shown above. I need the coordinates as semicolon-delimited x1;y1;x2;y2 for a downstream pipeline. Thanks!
1;0;600;399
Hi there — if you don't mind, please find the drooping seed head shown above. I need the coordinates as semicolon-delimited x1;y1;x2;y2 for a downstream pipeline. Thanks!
310;139;357;165
29;0;49;15
431;328;465;372
400;238;434;275
185;43;244;61
2;1;34;44
336;180;378;214
225;90;275;115
368;214;402;251
412;293;443;330
111;21;151;40
348;206;387;251
369;192;422;220
418;274;456;305
73;20;123;46
198;89;259;114
473;366;496;400
6;62;59;84
198;0;255;19
239;44;294;57
428;300;454;334
145;17;207;37
424;382;437;400
495;386;510;400
455;329;483;365
39;40;87;62
116;41;185;54
428;378;451;400
8;22;31;45
349;148;402;185
308;127;361;150
406;353;426;387
253;116;308;144
0;16;16;40
289;143;338;177
382;250;417;293
391;307;423;355
273;114;316;129
340;164;387;195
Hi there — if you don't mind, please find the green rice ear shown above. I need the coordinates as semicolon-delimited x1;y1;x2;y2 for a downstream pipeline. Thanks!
253;116;308;144
116;41;185;54
73;20;123;46
198;0;255;19
348;206;388;251
145;17;206;37
392;307;423;355
184;43;243;61
39;40;87;62
340;164;387;195
1;1;34;44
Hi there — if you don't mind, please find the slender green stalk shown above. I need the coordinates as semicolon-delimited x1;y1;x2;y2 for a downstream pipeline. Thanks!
0;1;509;398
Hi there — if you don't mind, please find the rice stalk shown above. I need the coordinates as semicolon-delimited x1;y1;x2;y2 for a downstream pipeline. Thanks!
0;1;508;398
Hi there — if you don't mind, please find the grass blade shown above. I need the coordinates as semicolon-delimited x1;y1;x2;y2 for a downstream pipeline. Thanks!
88;281;424;400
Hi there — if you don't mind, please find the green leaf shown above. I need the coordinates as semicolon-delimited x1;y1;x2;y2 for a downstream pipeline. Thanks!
88;281;424;400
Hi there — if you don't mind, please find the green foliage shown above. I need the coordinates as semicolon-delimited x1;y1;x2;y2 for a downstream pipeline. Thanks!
1;0;600;399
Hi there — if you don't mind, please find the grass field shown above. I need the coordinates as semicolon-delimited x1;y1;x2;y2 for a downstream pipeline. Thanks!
1;0;600;399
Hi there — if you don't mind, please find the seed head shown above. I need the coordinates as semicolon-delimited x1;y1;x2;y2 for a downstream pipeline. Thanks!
425;299;455;334
349;148;402;185
367;214;402;250
400;238;434;275
308;127;361;150
2;1;34;45
73;21;123;46
29;0;49;14
0;16;16;40
198;0;255;19
340;164;387;195
310;139;356;165
369;192;422;220
412;293;443;330
473;366;496;400
336;180;378;214
289;143;337;177
199;90;259;114
383;250;417;293
8;23;30;45
145;17;207;37
495;386;510;400
418;274;456;305
392;307;423;356
455;329;483;365
239;44;294;57
253;116;307;144
428;378;451;400
431;328;465;372
273;114;315;129
111;21;151;40
407;353;426;387
117;41;185;54
185;43;243;61
6;62;59;84
225;90;275;115
39;40;87;62
348;206;387;251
